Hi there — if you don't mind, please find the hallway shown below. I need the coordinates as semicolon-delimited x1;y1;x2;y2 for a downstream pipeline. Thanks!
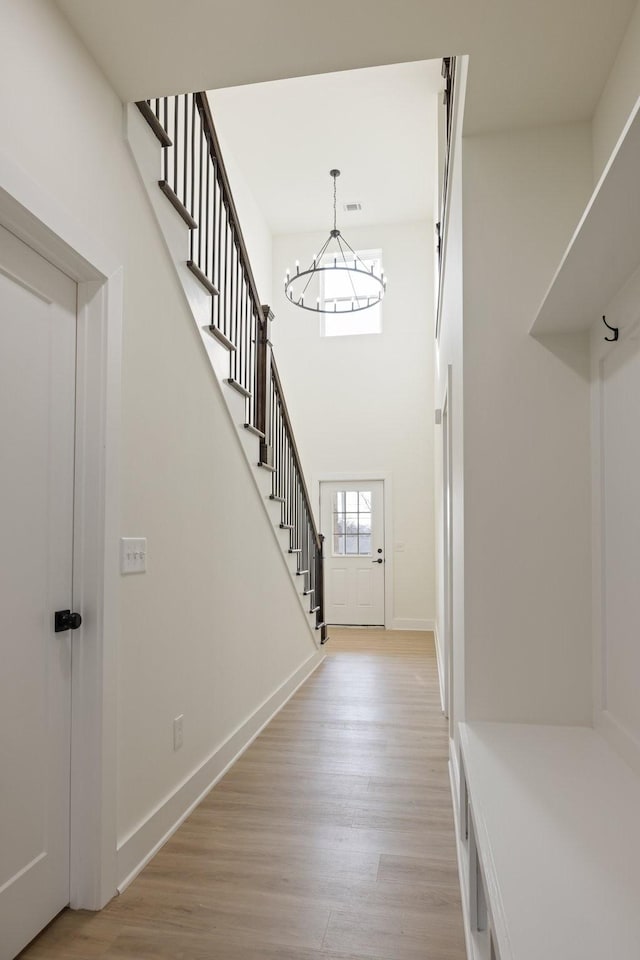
19;629;465;960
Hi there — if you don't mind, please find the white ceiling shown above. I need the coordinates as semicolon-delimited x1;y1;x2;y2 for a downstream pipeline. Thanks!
56;0;636;135
209;61;441;235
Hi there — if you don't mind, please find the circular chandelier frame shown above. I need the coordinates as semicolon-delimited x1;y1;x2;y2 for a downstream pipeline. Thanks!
284;169;387;314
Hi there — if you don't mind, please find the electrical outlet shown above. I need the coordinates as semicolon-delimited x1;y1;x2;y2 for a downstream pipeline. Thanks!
173;714;184;751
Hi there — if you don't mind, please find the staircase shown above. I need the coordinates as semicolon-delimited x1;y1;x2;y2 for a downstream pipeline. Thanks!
128;92;327;645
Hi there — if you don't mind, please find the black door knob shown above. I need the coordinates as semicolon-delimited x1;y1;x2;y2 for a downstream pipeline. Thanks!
372;558;383;564
54;610;83;633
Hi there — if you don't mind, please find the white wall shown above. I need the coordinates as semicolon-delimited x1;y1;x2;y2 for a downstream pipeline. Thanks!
208;91;273;305
272;221;436;629
589;265;640;773
1;0;318;885
462;122;594;725
589;1;640;772
593;0;640;180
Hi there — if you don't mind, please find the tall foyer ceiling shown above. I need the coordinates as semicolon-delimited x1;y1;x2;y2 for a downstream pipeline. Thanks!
209;61;442;234
55;0;636;135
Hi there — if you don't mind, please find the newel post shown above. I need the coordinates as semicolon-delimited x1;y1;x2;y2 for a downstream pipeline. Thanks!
256;304;274;465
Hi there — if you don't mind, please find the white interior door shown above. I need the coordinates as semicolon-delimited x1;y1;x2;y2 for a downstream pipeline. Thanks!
320;480;385;625
0;224;77;959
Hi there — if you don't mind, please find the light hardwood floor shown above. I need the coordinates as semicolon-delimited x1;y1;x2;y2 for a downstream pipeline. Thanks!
19;628;465;960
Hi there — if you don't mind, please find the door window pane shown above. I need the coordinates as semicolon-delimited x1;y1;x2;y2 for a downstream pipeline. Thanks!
358;514;371;534
345;491;359;511
359;534;371;555
331;490;373;556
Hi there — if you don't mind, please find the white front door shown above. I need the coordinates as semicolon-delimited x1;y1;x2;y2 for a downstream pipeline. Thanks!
320;480;385;625
0;225;77;959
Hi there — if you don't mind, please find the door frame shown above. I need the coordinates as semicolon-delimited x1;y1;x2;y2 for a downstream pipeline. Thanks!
314;471;393;629
0;155;121;909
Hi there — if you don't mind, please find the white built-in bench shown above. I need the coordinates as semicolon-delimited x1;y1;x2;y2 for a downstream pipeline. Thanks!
456;722;640;960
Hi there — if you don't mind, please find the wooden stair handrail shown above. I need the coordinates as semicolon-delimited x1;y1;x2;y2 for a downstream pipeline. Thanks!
270;354;322;551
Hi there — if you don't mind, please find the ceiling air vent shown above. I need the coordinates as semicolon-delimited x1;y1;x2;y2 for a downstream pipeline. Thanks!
344;202;362;213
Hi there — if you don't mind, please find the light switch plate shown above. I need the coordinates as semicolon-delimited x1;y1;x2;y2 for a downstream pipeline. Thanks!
120;537;147;574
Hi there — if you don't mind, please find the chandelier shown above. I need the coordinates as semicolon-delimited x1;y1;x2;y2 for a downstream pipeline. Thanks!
284;169;386;314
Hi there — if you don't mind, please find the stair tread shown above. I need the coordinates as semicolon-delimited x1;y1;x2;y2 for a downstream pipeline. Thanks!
136;101;172;147
205;325;235;352
258;461;276;472
187;260;219;296
279;523;294;529
269;495;286;503
244;423;265;439
226;377;252;398
158;180;197;229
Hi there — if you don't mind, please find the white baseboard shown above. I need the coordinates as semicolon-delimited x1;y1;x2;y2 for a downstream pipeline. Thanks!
116;650;325;891
390;618;435;632
433;621;446;714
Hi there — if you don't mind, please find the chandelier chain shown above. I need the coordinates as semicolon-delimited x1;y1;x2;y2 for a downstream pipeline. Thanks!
333;174;337;232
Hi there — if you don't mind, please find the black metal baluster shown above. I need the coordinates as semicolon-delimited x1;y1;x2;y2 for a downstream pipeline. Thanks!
182;94;188;211
163;98;169;182
190;96;196;260
270;371;275;492
212;164;219;327
217;173;223;326
223;213;230;340
197;112;204;272
276;391;282;500
173;96;179;195
250;308;256;422
233;249;240;369
204;142;210;284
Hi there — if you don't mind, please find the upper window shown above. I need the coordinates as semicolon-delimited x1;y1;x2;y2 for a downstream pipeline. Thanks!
320;249;383;338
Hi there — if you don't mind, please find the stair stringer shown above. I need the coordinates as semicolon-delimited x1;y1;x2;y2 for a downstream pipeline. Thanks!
124;102;321;646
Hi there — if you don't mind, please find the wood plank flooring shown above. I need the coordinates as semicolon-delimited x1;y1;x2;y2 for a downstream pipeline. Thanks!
19;628;465;960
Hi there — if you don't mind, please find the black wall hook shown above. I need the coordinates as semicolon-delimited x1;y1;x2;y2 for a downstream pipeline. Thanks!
603;315;619;342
